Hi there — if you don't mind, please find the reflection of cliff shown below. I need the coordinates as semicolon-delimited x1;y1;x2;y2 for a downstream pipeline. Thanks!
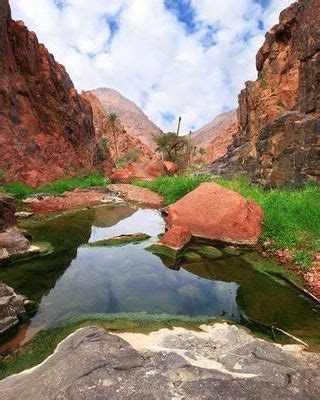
0;209;96;301
159;255;320;333
92;206;135;228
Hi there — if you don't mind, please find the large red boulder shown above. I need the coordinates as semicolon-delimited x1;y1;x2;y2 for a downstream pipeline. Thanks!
165;182;264;245
158;225;191;251
111;160;169;182
163;161;178;175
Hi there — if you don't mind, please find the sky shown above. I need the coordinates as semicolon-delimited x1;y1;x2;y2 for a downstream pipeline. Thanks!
10;0;293;133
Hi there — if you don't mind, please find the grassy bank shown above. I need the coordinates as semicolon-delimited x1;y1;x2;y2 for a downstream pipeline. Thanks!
135;176;320;269
0;172;110;199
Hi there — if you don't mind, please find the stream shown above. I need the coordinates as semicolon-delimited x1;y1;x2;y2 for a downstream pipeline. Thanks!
0;204;319;353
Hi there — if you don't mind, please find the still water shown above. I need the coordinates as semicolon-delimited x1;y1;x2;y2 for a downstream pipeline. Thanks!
0;204;319;349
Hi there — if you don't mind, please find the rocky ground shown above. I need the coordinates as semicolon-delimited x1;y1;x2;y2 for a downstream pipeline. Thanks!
21;185;164;216
0;323;319;399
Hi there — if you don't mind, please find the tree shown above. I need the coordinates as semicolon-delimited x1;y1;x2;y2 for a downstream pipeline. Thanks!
199;147;206;156
103;112;119;159
153;132;188;163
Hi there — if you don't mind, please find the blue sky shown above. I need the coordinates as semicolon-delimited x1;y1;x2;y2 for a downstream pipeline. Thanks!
11;0;292;132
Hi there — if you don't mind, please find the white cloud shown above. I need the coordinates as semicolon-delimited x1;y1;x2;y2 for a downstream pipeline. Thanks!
10;0;293;133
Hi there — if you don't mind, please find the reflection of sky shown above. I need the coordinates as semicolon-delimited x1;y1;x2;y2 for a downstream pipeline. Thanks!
89;209;165;242
28;208;240;330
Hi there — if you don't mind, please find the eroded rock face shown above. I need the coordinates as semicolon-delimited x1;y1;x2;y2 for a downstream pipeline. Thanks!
0;282;25;334
191;110;238;163
82;91;154;162
0;0;112;187
110;159;170;182
211;0;320;187
1;325;319;399
165;182;264;245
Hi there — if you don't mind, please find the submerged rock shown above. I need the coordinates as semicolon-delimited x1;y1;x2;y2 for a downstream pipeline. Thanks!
165;182;264;245
0;282;25;334
1;324;319;399
197;245;223;259
85;233;151;247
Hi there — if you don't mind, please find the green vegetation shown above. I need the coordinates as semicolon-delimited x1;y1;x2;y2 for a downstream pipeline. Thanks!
0;172;110;199
153;132;189;166
0;313;217;379
103;112;120;159
260;79;267;89
116;148;143;168
136;175;320;269
197;246;223;259
84;233;151;247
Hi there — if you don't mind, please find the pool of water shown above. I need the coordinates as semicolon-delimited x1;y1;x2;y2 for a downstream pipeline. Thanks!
0;204;319;351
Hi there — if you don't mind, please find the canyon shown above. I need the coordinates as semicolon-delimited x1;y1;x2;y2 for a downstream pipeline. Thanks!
0;0;319;396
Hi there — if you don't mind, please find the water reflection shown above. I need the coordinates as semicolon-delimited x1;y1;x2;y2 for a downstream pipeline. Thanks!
0;204;319;349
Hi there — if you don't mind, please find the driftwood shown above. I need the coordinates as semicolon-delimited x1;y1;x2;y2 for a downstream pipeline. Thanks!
269;272;320;304
241;312;309;348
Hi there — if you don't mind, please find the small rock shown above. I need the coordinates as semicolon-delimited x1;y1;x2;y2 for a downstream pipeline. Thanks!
14;211;34;218
183;251;202;262
197;245;223;259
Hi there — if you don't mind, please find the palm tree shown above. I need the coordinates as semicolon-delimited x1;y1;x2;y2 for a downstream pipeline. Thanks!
103;112;119;159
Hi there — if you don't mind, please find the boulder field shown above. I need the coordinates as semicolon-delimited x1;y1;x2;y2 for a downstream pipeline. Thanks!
0;325;319;399
155;182;264;252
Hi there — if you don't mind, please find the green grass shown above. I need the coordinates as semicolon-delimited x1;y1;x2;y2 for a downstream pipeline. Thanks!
136;175;320;269
0;172;110;199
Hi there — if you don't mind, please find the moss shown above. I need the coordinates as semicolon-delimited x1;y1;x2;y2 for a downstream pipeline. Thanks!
0;312;218;379
84;233;151;247
242;252;301;284
146;243;184;259
0;242;53;267
223;246;242;256
183;251;202;261
196;246;223;259
261;80;267;89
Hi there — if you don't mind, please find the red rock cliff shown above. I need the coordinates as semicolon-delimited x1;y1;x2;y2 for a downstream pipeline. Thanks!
0;0;112;187
211;0;319;187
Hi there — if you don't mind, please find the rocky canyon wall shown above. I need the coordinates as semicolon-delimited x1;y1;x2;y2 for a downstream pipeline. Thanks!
0;0;112;187
211;0;319;187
